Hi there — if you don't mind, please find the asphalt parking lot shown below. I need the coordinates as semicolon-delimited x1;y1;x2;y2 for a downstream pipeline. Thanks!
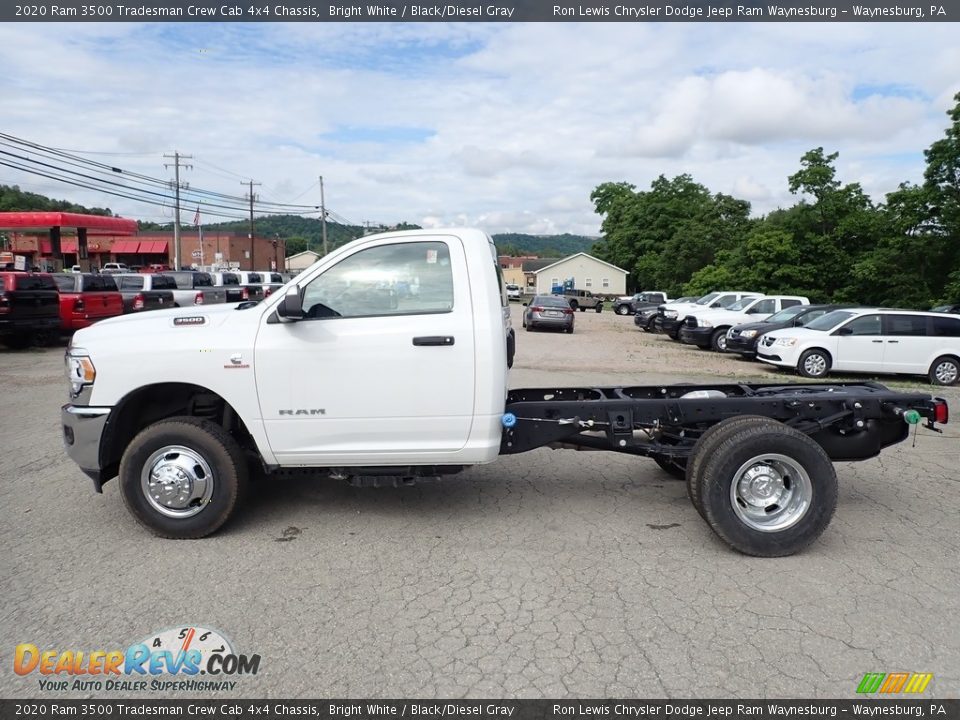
1;305;958;699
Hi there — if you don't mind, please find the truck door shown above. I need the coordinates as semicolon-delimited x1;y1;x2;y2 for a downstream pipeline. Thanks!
254;235;476;465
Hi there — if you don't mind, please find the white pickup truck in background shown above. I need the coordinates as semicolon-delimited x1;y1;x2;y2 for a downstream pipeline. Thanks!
61;228;949;557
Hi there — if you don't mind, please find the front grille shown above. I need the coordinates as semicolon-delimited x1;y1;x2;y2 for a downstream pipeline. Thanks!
684;316;697;328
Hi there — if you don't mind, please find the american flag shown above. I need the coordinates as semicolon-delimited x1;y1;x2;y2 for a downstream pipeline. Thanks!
193;206;201;227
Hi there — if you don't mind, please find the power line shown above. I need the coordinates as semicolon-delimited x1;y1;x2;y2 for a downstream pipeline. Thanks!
1;134;323;211
1;133;355;225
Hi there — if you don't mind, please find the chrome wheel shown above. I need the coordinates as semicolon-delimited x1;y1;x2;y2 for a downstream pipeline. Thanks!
141;445;215;519
933;359;958;385
802;352;827;377
730;453;812;532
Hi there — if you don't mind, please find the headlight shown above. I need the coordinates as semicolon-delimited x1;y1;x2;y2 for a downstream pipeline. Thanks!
65;350;96;396
773;337;798;348
698;319;713;328
664;310;678;319
740;329;758;338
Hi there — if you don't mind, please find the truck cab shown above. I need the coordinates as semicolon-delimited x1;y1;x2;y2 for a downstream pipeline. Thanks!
62;229;512;537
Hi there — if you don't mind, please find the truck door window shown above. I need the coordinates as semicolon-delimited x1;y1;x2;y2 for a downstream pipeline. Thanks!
301;241;454;319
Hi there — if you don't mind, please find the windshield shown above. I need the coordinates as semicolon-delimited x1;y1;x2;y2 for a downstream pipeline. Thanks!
765;305;809;323
726;297;755;312
534;295;568;307
694;292;719;305
805;310;858;331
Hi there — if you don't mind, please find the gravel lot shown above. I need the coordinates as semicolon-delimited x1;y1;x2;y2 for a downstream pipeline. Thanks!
1;304;958;699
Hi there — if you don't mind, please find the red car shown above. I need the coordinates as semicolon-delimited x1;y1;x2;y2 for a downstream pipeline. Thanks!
52;273;124;331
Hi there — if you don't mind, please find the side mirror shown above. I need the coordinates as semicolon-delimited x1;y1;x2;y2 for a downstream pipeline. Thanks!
276;290;303;321
711;302;722;308
835;326;854;336
522;302;528;307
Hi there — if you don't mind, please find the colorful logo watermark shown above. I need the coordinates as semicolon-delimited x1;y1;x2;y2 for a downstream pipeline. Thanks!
14;626;260;693
856;673;933;694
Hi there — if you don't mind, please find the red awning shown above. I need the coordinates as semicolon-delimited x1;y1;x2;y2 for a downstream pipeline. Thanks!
112;240;140;253
0;212;138;234
138;241;168;254
35;239;80;254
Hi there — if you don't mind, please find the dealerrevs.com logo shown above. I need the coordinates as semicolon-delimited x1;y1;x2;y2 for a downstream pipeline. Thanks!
14;626;261;693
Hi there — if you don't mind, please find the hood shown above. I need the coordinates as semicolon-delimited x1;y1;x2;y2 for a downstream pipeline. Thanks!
731;319;782;333
72;302;262;345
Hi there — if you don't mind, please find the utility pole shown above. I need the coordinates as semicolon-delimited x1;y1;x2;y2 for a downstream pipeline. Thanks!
319;175;328;256
164;151;192;270
242;180;261;270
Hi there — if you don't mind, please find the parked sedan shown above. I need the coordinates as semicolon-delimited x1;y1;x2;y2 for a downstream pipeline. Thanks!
523;295;575;333
726;304;853;358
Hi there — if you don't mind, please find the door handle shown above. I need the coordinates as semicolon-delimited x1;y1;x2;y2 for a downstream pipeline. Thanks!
872;339;883;343
412;336;455;346
887;340;899;343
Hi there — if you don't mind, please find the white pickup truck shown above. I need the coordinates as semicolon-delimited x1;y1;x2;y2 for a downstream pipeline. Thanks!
61;228;949;556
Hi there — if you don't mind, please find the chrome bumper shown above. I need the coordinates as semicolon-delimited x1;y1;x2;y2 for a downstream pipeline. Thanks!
61;404;112;491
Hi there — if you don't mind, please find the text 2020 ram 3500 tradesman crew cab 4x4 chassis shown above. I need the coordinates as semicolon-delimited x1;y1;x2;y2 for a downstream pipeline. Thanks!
61;229;949;557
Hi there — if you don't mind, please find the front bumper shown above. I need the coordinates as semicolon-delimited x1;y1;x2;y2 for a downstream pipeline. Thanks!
757;351;790;366
655;316;682;335
726;335;759;355
61;404;112;490
679;326;713;347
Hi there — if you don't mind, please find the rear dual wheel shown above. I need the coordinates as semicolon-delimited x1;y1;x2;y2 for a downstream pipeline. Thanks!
686;417;837;557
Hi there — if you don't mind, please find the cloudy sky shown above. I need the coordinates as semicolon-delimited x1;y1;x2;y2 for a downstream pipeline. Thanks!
1;22;958;235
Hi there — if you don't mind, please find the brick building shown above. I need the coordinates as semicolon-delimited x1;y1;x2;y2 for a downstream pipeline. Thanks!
7;229;285;271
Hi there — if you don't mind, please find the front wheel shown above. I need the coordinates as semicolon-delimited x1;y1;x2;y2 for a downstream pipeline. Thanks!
595;304;603;313
797;349;831;378
119;417;248;538
616;305;630;315
710;329;729;352
697;421;837;557
569;300;579;311
929;355;960;386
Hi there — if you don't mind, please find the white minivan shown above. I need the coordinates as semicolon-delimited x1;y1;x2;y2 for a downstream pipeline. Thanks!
757;308;960;385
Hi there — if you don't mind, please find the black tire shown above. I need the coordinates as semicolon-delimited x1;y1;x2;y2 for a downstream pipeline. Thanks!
578;307;585;312
667;330;679;340
525;324;533;332
698;422;838;557
569;300;579;311
797;348;831;378
119;417;248;538
566;327;574;334
686;416;775;520
653;454;686;480
710;328;730;352
643;319;656;333
929;355;960;386
616;305;630;316
595;304;603;313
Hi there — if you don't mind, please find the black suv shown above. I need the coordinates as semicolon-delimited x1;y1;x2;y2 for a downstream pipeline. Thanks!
726;304;853;358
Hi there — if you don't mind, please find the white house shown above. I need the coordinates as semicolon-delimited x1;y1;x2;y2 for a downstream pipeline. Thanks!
285;250;321;273
532;253;628;295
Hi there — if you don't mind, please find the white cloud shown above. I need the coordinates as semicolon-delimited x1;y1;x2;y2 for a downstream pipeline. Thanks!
1;22;958;235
